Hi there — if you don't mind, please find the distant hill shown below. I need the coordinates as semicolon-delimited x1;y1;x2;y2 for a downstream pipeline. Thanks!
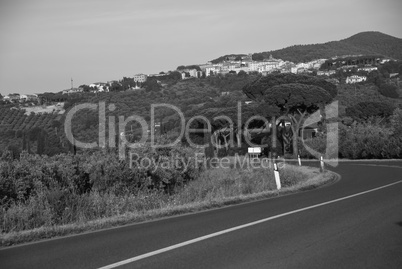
211;31;402;63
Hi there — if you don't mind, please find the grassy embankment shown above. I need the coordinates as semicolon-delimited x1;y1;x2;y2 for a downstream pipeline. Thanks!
0;157;337;247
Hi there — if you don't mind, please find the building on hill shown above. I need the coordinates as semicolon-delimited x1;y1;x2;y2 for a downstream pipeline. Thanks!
19;94;39;102
188;69;198;78
107;80;119;85
231;67;249;74
296;62;310;69
179;69;202;79
297;68;313;74
317;70;336;76
309;59;326;69
325;78;340;85
357;66;378;73
89;82;109;92
62;88;83;94
248;62;260;72
205;66;218;76
133;74;148;83
241;54;253;62
339;65;358;72
346;75;367;84
27;94;39;101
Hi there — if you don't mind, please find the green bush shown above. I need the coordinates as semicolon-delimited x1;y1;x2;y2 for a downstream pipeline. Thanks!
299;120;402;159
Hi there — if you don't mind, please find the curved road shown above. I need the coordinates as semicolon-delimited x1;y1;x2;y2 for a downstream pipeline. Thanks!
1;161;402;268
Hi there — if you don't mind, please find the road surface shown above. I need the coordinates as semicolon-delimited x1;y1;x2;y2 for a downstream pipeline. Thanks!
1;161;401;268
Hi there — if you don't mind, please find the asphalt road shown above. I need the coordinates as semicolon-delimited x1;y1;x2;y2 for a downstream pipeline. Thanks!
1;161;401;269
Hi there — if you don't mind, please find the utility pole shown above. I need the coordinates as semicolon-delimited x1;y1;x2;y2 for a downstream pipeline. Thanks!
71;78;73;89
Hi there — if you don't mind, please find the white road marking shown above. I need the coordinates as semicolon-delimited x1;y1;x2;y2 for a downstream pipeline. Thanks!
98;180;402;269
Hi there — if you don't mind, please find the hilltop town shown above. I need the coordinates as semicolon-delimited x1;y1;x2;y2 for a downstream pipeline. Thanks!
1;52;399;105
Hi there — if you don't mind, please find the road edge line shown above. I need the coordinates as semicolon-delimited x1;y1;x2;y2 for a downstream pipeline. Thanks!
98;180;402;269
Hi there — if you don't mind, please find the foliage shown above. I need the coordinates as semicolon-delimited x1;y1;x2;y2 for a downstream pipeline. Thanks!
243;74;335;157
243;73;337;99
378;83;399;98
346;101;395;120
0;149;312;234
259;83;332;115
300;120;402;159
176;65;201;71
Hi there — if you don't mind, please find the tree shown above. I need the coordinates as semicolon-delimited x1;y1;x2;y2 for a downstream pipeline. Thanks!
237;70;247;77
243;73;337;100
243;75;335;158
52;120;62;135
109;81;123;92
79;85;92;92
390;108;402;137
144;79;161;92
346;102;395;121
6;144;20;159
266;84;332;157
168;71;182;80
378;83;399;98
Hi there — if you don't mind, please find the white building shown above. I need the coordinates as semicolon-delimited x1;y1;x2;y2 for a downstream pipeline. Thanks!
317;70;336;76
357;66;378;73
296;63;310;69
346;75;367;84
19;94;28;101
248;62;261;72
133;74;148;83
89;82;109;92
233;67;250;74
188;69;198;78
62;88;83;94
205;67;218;76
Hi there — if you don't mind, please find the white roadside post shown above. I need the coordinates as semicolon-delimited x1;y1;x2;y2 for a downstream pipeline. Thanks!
273;162;281;190
320;156;325;172
298;155;301;166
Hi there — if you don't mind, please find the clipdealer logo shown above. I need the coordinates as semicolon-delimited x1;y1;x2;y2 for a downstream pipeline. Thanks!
64;100;338;168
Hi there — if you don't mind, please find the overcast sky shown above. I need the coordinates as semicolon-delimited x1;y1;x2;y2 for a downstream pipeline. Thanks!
0;0;401;95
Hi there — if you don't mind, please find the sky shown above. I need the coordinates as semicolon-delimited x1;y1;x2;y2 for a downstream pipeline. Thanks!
0;0;401;95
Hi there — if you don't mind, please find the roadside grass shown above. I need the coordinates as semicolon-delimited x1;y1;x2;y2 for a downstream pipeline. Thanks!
0;163;338;247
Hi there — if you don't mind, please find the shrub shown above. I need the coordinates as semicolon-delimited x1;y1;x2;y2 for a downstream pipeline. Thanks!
378;83;399;98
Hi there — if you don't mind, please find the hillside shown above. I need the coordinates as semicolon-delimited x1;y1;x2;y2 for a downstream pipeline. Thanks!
212;31;402;63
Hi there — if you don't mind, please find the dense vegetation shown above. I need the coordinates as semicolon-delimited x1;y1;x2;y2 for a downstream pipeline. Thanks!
0;145;311;239
1;69;401;159
301;109;402;159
